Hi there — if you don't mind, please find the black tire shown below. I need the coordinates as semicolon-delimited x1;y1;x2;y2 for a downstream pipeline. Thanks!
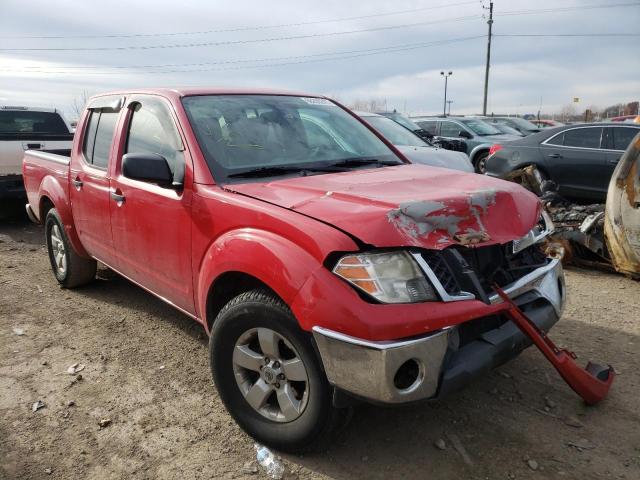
474;151;489;173
209;289;350;453
45;208;97;288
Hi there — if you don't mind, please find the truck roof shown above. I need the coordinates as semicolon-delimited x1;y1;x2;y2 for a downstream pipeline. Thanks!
91;87;323;101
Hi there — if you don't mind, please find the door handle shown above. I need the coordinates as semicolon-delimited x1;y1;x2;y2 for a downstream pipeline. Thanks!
110;189;126;204
547;153;562;159
72;178;83;190
608;157;621;164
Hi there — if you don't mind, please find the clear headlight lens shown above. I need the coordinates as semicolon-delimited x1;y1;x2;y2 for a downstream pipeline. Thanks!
332;251;437;303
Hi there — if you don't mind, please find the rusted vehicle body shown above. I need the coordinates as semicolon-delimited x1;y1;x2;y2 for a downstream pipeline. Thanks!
604;133;640;278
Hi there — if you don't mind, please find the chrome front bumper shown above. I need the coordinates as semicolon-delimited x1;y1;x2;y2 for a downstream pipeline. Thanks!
313;258;565;404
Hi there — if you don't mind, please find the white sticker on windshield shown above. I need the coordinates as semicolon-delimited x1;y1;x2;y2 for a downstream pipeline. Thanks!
301;97;335;106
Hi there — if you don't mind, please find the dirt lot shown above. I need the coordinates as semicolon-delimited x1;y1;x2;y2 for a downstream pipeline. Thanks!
1;207;639;480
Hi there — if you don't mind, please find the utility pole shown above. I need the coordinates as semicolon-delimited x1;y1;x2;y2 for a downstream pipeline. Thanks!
447;100;453;116
482;1;493;116
441;71;452;116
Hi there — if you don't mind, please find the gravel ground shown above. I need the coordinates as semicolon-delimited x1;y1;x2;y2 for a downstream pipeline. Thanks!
1;208;639;480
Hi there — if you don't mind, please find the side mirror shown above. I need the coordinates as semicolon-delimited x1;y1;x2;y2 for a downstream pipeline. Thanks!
122;153;173;187
458;130;472;139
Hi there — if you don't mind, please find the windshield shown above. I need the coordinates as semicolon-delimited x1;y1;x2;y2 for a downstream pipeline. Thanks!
182;95;400;181
500;117;539;131
363;116;427;147
460;119;502;136
385;113;421;131
493;123;524;136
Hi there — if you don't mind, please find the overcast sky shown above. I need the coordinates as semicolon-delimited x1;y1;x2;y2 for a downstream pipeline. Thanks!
1;0;638;119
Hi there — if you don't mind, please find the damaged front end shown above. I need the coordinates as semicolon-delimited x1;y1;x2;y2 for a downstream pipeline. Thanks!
502;152;640;279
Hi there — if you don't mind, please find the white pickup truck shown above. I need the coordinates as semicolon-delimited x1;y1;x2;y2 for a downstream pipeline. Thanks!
1;106;73;200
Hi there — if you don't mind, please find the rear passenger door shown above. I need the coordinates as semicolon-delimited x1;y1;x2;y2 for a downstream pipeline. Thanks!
540;126;606;200
604;126;640;166
109;95;195;315
69;99;121;263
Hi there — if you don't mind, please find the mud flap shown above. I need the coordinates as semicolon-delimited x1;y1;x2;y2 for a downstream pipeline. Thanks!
493;284;615;405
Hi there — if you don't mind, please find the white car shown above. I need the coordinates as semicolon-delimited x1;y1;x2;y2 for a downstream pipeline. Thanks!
1;106;73;199
355;111;474;172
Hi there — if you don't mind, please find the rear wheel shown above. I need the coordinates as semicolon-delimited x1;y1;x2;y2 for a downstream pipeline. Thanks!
209;289;350;452
45;208;96;288
474;151;489;173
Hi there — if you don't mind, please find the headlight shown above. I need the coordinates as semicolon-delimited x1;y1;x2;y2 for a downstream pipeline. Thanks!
512;210;554;254
332;251;437;303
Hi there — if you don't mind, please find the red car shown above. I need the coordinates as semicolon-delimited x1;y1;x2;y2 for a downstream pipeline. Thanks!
23;88;564;452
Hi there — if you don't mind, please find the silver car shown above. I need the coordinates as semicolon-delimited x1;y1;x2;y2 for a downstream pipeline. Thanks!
355;111;474;173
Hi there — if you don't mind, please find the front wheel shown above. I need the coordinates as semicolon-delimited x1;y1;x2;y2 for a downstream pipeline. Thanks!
45;208;96;288
209;289;350;452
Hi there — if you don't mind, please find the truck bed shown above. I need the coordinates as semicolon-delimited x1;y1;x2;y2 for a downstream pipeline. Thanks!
22;149;71;222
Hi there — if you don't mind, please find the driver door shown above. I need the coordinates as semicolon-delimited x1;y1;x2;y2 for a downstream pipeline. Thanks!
109;95;195;315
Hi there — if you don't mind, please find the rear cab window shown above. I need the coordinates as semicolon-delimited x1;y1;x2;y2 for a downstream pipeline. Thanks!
0;110;70;139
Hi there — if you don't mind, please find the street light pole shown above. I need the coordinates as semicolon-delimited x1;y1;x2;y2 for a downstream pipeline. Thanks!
482;1;493;116
441;71;452;117
447;100;453;116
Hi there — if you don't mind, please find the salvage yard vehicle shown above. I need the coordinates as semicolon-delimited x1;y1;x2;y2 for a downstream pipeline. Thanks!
23;88;569;452
412;116;521;173
355;111;474;172
480;116;541;136
485;123;640;203
1;106;73;200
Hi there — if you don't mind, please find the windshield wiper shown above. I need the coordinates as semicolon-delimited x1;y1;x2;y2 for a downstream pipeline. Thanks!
326;157;402;168
227;165;313;178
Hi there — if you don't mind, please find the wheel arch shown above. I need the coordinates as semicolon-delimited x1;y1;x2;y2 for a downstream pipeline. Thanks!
198;228;325;334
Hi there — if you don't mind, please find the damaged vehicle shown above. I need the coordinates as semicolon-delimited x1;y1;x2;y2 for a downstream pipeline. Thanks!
485;123;640;202
23;89;567;452
497;133;640;278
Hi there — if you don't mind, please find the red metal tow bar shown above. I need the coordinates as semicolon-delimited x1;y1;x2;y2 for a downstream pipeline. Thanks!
493;285;615;405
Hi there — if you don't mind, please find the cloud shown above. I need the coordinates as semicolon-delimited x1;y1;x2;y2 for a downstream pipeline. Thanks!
0;0;638;118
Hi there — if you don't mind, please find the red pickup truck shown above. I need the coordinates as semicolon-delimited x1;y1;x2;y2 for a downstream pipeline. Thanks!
23;88;564;452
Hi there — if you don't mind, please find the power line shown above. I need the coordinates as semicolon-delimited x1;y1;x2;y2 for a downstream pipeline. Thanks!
0;1;479;40
0;36;485;75
495;33;640;37
496;1;640;17
0;15;481;52
3;37;486;71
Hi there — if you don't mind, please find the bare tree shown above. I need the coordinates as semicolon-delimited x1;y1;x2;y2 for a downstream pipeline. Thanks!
71;90;91;119
559;104;576;122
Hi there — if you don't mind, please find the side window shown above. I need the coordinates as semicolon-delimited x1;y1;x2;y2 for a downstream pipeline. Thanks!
545;132;564;146
563;128;602;149
82;110;118;168
440;121;463;137
418;121;437;135
611;127;638;151
126;100;184;174
82;111;99;162
92;111;118;168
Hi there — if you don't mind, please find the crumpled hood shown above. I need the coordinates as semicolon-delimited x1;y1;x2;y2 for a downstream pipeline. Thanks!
228;164;541;249
395;145;474;173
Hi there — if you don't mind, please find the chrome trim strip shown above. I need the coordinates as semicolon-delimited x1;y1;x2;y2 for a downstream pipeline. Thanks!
312;325;449;350
513;210;554;254
488;257;561;306
542;124;638;152
411;252;475;302
25;203;39;223
25;150;70;166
